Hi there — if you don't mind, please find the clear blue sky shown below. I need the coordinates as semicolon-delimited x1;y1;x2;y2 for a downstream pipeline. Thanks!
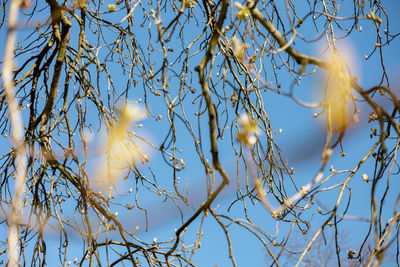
1;0;400;266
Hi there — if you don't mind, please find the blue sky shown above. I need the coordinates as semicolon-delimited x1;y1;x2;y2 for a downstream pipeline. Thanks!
1;0;400;266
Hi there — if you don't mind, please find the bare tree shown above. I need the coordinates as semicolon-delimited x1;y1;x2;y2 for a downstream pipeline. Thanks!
0;0;399;266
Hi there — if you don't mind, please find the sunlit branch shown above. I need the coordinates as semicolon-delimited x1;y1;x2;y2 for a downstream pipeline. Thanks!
2;0;27;266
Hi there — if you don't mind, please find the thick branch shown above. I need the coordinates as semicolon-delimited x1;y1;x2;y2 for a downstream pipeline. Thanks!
2;0;27;266
39;0;72;135
247;0;330;69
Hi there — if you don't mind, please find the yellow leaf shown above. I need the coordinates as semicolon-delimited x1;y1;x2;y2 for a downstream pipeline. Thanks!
235;2;249;20
325;56;352;131
232;36;248;61
107;4;116;11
